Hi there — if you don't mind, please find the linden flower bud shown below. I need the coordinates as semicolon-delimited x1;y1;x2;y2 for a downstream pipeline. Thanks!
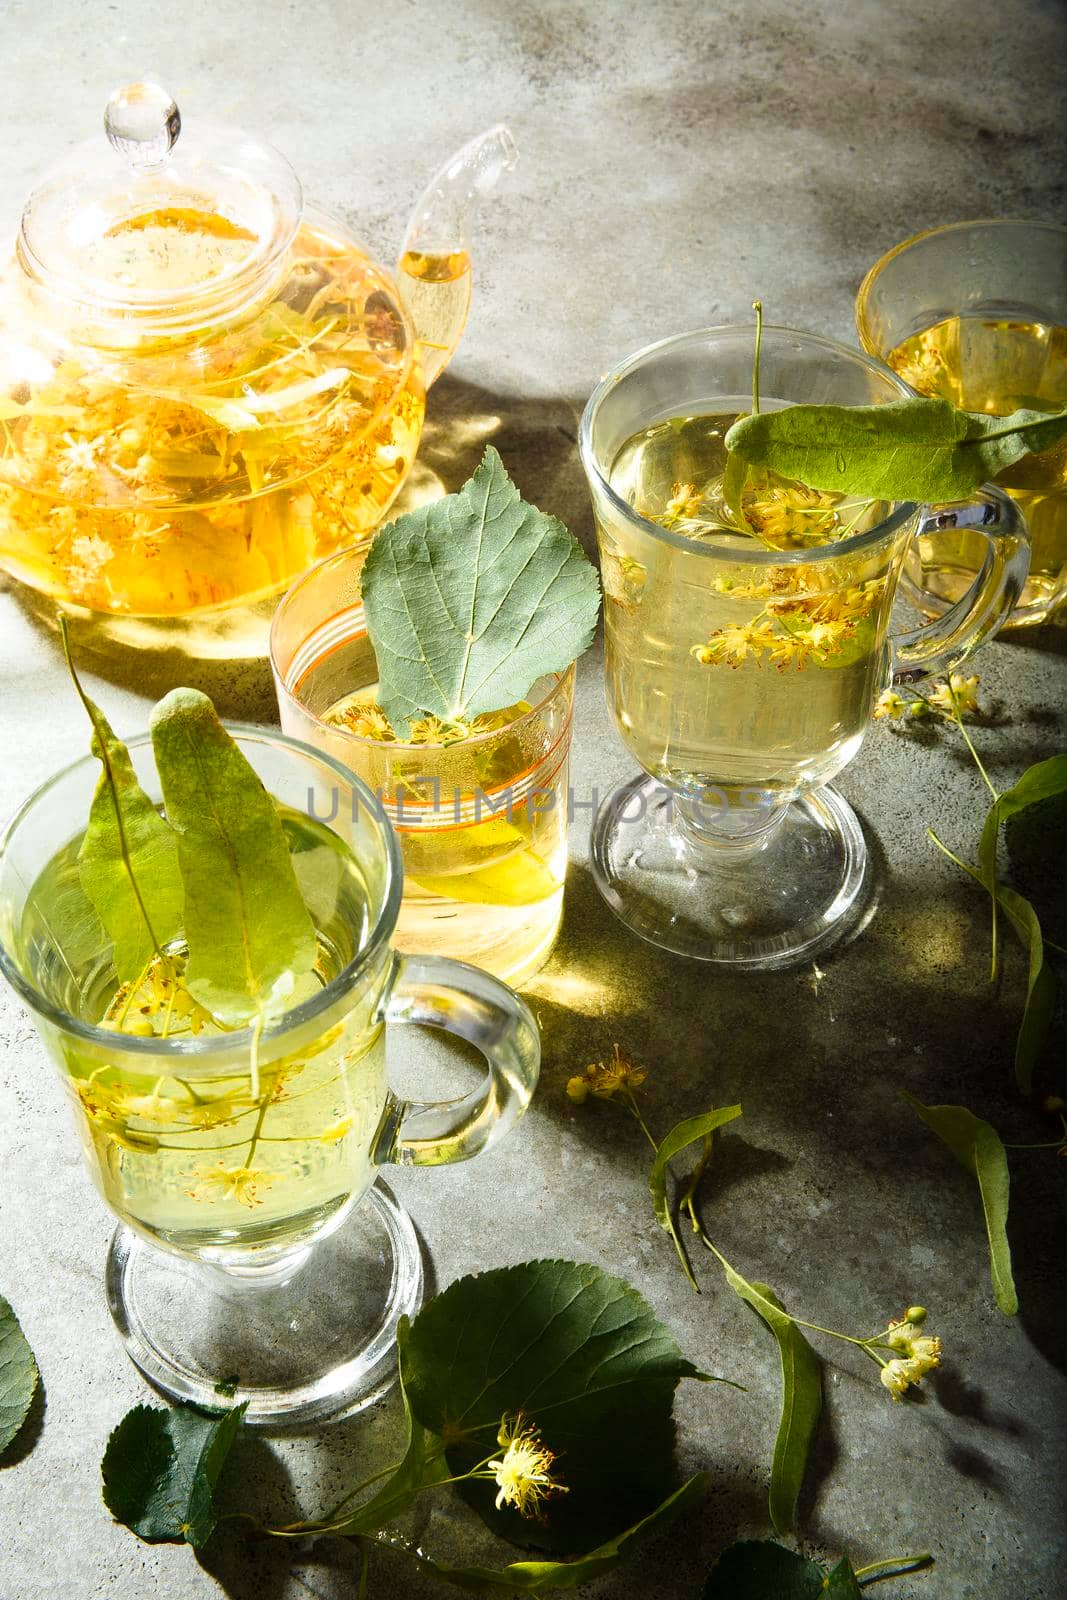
906;1305;927;1324
565;1075;590;1105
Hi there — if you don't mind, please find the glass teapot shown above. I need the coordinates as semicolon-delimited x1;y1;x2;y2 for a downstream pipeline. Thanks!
0;82;515;655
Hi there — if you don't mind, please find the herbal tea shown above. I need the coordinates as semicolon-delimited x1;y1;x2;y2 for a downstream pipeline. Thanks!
290;629;569;987
19;808;388;1262
887;315;1067;618
0;220;453;649
602;412;901;799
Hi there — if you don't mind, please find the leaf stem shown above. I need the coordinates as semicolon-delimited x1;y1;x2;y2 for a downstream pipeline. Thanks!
854;1552;934;1585
621;1087;659;1154
680;1135;714;1232
751;300;763;417
59;615;165;961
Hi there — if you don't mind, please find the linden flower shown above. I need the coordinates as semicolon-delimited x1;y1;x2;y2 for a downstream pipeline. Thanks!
694;616;788;669
742;477;838;547
326;701;395;741
57;434;101;481
880;1313;942;1398
68;534;113;578
874;689;908;720
569;1043;647;1101
487;1415;567;1517
659;481;705;528
928;673;981;718
408;715;474;746
189;1163;278;1208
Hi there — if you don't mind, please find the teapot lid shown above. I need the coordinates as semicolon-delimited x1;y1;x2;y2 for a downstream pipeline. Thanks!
18;81;303;314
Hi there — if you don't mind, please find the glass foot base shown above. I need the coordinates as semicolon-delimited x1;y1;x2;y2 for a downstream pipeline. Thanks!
106;1181;423;1425
591;775;869;969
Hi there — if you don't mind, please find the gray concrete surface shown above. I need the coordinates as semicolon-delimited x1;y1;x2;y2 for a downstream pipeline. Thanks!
1;1;1065;1596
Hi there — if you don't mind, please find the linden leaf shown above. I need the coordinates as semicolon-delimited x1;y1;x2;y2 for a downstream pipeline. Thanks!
0;1296;39;1458
902;1095;1017;1315
713;1268;821;1535
149;689;316;1025
361;447;600;735
978;754;1067;896
992;884;1057;1097
63;635;183;982
725;396;1067;503
399;1258;716;1554
705;1542;931;1598
703;1541;829;1599
977;755;1067;1091
649;1106;743;1289
101;1400;246;1547
411;1473;708;1592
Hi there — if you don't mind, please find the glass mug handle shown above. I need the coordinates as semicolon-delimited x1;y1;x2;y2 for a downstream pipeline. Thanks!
374;954;540;1167
890;485;1029;679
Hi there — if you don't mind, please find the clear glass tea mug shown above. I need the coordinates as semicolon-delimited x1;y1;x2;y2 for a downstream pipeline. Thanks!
856;219;1067;626
579;325;1028;969
271;545;574;987
0;728;540;1423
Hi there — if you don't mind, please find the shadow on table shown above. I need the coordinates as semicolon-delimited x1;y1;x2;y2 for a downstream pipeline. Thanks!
523;851;1067;1364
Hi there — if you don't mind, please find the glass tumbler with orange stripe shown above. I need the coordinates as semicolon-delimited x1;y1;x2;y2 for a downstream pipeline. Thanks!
271;546;573;987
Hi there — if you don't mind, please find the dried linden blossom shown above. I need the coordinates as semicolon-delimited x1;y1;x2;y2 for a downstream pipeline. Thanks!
323;701;517;746
566;1042;647;1103
692;582;878;672
188;1162;281;1208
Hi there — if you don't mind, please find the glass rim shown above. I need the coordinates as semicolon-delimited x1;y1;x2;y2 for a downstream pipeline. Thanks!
0;723;403;1062
270;544;577;751
855;217;1067;357
578;321;921;565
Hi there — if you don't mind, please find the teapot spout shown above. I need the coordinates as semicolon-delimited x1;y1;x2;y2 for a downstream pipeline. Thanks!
398;126;517;386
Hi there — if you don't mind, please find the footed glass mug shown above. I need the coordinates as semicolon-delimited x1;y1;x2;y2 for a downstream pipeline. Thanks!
580;325;1029;968
857;219;1067;627
0;728;539;1422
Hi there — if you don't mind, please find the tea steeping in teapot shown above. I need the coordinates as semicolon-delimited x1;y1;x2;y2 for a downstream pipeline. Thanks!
0;82;515;654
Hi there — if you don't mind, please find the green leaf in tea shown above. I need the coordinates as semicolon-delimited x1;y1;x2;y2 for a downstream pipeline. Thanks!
101;1400;246;1547
399;1258;713;1554
61;624;182;982
0;1295;39;1458
149;688;316;1025
649;1106;743;1290
713;1268;821;1535
361;447;600;735
411;1473;709;1593
725;396;1067;504
902;1095;1017;1315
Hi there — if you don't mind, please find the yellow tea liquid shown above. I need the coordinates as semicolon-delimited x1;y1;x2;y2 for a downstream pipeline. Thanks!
0;227;467;653
887;315;1067;620
602;413;903;800
319;675;568;988
20;808;388;1262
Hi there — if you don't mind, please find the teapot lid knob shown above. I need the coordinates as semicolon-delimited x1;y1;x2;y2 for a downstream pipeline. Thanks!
104;81;181;171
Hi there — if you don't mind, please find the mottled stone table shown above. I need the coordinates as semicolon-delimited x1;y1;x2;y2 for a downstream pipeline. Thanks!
1;2;1065;1597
